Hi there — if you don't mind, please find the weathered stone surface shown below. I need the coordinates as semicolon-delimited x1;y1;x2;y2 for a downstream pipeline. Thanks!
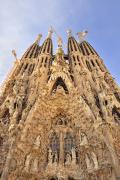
0;32;120;180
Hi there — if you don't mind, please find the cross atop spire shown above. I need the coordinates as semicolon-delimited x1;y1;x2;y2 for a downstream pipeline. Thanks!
77;30;88;43
67;29;72;38
47;26;53;38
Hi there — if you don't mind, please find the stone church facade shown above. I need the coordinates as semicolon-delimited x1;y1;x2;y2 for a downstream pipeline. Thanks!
0;29;120;179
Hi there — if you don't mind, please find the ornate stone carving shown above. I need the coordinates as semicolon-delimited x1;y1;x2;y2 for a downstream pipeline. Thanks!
48;148;53;165
85;152;98;172
80;132;89;147
24;154;31;172
34;135;41;149
65;153;72;165
71;147;76;164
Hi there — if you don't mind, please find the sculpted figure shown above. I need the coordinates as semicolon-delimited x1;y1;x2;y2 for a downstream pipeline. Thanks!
13;82;19;95
85;154;94;171
65;153;72;165
24;154;31;172
48;148;53;165
53;152;58;165
80;132;89;147
91;152;99;170
34;135;41;148
13;76;28;96
85;152;98;172
106;96;113;117
71;148;76;164
14;96;24;113
8;97;15;116
104;72;114;85
31;158;38;172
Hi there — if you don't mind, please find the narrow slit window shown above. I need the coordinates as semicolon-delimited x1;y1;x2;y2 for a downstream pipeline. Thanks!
91;60;95;67
77;56;81;65
73;56;76;66
86;61;92;71
73;40;77;51
70;40;73;51
40;57;44;67
44;57;48;67
47;41;50;53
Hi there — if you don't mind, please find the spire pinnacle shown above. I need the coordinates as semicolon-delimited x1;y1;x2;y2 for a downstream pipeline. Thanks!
57;36;63;48
47;27;53;38
35;34;42;43
12;49;17;60
67;29;72;38
56;36;64;56
77;30;88;43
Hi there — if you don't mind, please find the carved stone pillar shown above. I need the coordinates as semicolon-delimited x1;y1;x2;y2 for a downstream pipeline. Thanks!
59;131;64;165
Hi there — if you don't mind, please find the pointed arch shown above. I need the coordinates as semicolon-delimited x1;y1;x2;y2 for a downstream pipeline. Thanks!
51;77;69;94
55;116;68;126
48;72;73;94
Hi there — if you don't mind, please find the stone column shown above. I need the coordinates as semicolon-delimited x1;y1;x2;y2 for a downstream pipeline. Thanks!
59;131;64;165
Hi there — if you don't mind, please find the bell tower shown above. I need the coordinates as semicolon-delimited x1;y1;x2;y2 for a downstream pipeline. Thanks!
37;28;53;85
67;30;85;86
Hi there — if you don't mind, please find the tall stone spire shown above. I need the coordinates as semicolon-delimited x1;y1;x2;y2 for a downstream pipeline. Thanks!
67;30;85;86
22;34;42;59
67;29;81;53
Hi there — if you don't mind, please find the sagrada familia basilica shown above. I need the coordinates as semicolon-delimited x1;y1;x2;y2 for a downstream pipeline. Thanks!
0;28;120;180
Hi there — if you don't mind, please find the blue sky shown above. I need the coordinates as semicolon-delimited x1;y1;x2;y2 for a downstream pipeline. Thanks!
0;0;120;85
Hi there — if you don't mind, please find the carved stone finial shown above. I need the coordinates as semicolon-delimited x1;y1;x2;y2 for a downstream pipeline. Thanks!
47;27;53;38
35;34;42;43
12;50;17;60
77;30;88;43
67;29;72;38
57;36;63;48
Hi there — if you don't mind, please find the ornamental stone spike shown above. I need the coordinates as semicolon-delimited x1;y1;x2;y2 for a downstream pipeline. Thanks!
67;29;72;38
12;49;17;60
35;34;42;43
77;30;88;43
57;36;63;48
47;26;54;38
